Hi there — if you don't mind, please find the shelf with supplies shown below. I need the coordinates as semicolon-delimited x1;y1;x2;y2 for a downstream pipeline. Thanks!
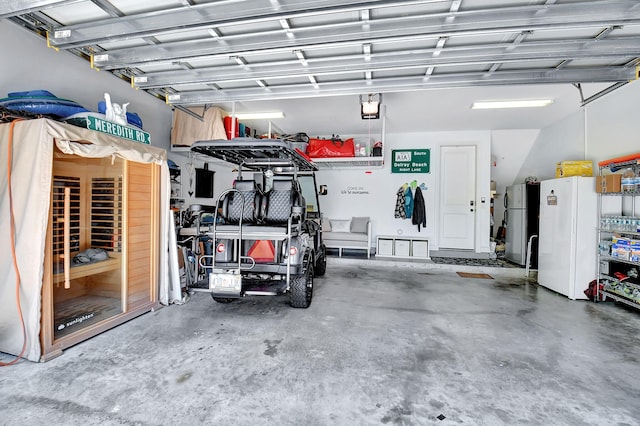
596;152;640;311
376;235;429;260
311;155;384;169
306;133;385;169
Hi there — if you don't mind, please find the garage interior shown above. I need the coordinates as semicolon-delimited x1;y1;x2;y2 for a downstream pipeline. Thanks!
2;1;640;424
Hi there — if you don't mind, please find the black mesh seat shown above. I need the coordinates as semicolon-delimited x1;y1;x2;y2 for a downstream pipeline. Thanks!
263;178;305;225
220;179;262;224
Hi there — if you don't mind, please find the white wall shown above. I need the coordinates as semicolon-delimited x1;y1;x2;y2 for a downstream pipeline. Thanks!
514;109;586;183
0;21;172;150
585;81;640;163
316;130;492;253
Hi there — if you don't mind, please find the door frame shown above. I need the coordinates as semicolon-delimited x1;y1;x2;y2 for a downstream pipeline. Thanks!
438;145;477;250
431;133;491;255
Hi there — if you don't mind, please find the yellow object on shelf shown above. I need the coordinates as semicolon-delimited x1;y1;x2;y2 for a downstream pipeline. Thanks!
555;160;593;177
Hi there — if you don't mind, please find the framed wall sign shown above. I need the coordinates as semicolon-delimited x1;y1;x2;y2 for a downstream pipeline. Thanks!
391;149;430;173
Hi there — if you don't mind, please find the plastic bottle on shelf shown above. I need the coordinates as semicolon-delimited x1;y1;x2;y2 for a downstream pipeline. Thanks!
621;168;635;193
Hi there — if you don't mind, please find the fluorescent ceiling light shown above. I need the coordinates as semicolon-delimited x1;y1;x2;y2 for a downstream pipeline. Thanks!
471;99;554;109
233;112;284;120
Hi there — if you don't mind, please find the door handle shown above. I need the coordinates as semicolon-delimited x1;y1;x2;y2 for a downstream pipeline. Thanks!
470;200;474;211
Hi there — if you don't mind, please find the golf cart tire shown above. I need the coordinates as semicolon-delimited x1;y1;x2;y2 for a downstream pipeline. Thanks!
290;263;313;308
314;249;327;277
211;294;235;304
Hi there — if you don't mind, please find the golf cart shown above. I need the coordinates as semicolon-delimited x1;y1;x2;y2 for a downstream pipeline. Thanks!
187;138;327;308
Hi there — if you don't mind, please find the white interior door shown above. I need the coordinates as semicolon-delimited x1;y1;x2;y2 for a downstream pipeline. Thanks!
439;146;476;250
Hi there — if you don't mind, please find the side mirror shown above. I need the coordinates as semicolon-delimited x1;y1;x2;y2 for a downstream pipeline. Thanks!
319;185;328;195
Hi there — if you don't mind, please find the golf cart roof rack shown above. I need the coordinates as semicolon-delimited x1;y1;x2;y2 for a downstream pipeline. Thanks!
190;138;318;172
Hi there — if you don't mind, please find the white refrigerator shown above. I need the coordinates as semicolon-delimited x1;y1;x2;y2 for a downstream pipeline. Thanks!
537;176;597;300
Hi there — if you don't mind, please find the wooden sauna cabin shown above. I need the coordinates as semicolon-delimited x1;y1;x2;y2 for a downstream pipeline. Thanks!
0;118;171;362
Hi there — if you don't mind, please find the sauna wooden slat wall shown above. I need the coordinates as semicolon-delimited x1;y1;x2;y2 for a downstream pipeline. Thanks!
126;162;160;310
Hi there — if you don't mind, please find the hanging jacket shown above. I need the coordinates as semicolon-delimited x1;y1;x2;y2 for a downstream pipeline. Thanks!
404;187;414;219
394;187;406;219
412;187;426;231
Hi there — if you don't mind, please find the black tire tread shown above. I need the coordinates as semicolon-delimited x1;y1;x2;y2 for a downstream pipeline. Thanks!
290;256;313;308
314;252;327;276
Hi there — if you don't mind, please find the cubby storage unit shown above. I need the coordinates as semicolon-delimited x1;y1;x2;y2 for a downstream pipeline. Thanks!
376;235;429;260
596;154;640;310
0;119;168;362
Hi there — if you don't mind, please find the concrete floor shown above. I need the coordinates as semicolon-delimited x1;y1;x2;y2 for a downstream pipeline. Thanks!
2;258;640;425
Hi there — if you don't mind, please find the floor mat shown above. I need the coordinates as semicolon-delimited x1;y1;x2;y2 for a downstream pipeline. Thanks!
431;257;517;268
457;272;494;279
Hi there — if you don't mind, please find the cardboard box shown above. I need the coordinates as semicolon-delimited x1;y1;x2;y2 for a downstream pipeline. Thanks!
596;174;622;193
556;160;593;178
612;237;631;260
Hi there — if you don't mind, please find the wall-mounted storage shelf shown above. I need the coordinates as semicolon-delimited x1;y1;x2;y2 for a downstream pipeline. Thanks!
312;156;384;169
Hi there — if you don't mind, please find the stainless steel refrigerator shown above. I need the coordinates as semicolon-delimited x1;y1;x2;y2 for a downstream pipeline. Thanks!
505;183;540;266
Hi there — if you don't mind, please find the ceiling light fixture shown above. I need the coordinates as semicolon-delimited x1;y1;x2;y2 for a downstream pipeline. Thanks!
360;93;382;119
471;99;554;109
233;112;284;120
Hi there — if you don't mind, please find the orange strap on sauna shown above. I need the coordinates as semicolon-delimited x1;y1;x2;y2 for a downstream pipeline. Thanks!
0;119;27;366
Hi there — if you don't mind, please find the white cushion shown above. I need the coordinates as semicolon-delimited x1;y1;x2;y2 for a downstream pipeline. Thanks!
324;231;368;242
329;219;351;233
350;216;369;233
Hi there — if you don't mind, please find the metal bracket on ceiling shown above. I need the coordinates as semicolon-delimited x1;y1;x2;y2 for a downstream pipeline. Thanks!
572;83;584;104
581;82;628;107
174;105;205;122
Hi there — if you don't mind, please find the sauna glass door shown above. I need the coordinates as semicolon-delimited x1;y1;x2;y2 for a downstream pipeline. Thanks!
51;152;124;339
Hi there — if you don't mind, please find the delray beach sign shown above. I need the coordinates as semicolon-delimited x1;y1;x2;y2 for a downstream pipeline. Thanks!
87;116;150;144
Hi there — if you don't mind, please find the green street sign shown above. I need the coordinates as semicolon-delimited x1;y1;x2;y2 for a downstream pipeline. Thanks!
391;149;430;173
87;116;151;144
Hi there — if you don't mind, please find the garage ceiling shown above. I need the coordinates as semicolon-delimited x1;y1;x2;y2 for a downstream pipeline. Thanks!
3;0;640;134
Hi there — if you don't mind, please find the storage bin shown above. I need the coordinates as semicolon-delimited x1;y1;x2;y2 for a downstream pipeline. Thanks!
412;240;429;258
353;138;372;157
395;240;410;257
556;160;593;177
378;239;393;256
